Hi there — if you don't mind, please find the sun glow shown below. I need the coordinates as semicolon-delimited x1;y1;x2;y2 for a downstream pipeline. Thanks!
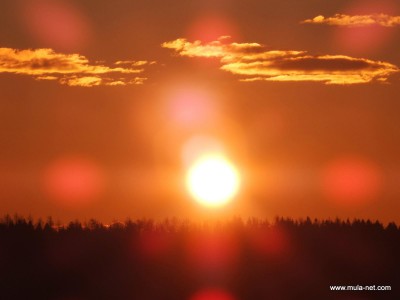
186;154;240;207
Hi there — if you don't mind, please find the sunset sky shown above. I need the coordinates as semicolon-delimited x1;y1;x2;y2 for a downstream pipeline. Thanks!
1;0;400;223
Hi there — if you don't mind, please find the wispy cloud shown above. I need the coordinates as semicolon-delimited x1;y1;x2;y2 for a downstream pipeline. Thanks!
0;48;150;87
58;76;146;87
302;14;400;27
115;60;156;67
162;37;398;84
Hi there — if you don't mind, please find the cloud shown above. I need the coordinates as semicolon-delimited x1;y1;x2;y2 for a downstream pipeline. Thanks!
59;76;146;87
162;37;398;84
115;60;156;67
302;14;400;27
0;48;151;86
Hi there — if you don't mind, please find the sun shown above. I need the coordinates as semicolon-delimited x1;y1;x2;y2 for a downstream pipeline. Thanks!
186;154;240;207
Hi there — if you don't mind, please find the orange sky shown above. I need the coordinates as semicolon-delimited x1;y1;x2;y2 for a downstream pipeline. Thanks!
1;0;400;223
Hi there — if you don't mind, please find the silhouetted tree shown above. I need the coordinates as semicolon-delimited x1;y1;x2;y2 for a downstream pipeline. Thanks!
0;215;398;300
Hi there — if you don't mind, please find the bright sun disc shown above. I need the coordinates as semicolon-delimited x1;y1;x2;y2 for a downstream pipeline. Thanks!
186;154;240;207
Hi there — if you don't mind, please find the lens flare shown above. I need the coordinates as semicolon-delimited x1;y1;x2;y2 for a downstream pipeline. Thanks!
187;14;239;42
18;0;91;50
138;231;172;260
322;157;383;206
168;87;216;127
43;156;104;208
190;288;236;300
333;0;397;54
186;231;240;272
248;228;289;257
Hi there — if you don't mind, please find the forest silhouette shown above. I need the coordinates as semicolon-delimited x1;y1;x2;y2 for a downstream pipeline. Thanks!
0;215;398;299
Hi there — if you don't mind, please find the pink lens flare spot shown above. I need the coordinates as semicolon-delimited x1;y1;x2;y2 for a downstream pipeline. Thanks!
346;0;397;15
43;156;105;208
168;88;216;127
138;231;172;259
188;14;239;42
333;0;397;54
19;0;91;50
186;232;240;271
322;157;383;206
248;228;289;257
189;288;237;300
334;25;391;55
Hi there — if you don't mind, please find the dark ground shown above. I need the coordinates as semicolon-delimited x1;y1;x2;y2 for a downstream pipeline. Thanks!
0;216;399;300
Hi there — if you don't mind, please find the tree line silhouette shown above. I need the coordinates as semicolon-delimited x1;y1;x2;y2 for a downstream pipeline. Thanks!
0;215;398;299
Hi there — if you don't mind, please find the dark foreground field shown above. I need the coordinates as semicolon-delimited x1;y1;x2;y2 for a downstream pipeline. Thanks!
0;216;399;300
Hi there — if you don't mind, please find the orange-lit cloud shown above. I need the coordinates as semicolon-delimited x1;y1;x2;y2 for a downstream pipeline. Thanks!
0;47;150;86
115;60;156;67
162;37;398;84
302;14;400;27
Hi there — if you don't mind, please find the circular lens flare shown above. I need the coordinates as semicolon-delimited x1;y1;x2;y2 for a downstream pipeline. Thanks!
168;87;216;127
43;156;104;208
19;0;91;51
333;0;397;54
186;154;240;207
322;157;382;206
190;288;236;300
187;14;239;42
